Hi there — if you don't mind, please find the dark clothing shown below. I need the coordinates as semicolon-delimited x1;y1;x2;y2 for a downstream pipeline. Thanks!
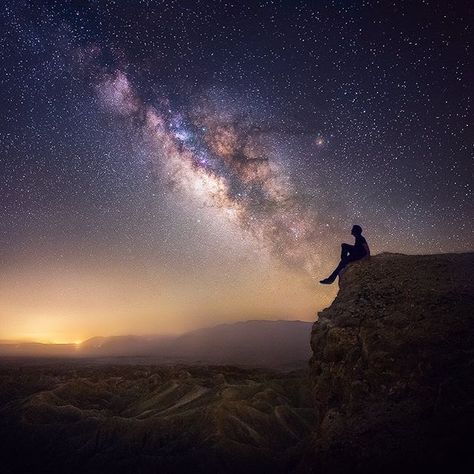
353;235;368;259
327;237;369;282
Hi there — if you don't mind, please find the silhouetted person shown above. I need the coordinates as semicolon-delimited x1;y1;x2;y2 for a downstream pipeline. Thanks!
320;225;370;284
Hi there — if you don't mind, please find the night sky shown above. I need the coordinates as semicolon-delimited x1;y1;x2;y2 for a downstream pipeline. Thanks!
0;1;472;343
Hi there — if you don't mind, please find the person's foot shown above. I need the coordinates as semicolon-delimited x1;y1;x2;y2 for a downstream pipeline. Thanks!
319;278;334;285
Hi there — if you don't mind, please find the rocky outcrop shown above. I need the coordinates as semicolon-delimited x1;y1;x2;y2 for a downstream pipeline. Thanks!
309;253;474;473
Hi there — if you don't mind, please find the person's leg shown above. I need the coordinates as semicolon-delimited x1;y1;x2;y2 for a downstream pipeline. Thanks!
320;244;359;284
321;258;349;284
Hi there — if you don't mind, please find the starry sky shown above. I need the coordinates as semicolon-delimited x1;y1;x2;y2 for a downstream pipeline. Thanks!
0;0;472;343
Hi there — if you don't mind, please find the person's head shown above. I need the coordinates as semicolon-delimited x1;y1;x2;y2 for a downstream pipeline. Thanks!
351;225;363;236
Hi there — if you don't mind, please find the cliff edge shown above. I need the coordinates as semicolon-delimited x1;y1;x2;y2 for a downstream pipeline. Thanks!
310;252;474;473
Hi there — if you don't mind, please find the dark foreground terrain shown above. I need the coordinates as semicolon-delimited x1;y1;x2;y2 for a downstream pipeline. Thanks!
1;253;473;473
0;362;313;474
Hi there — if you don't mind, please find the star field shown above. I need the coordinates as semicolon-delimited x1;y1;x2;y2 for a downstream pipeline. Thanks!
0;1;472;342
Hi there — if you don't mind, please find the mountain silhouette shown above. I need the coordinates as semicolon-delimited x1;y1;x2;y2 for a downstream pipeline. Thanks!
0;320;312;369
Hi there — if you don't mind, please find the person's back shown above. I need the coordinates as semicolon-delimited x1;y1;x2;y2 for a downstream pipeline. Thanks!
353;232;369;259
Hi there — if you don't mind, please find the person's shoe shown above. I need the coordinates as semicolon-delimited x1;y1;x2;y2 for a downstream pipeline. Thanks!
319;278;334;285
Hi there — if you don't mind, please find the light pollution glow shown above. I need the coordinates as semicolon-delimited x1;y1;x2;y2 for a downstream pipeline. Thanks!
0;254;337;344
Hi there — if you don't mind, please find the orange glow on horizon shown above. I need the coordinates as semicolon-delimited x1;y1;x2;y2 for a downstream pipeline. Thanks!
0;242;338;343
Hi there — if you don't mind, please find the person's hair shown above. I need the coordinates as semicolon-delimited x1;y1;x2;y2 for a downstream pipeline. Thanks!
352;225;362;235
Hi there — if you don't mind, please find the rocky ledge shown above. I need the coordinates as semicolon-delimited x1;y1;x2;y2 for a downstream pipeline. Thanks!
309;252;474;473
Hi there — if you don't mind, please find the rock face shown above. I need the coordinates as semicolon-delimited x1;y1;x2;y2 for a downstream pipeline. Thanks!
309;253;474;473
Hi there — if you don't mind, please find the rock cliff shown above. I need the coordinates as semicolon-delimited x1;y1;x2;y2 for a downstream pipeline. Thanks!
309;252;474;473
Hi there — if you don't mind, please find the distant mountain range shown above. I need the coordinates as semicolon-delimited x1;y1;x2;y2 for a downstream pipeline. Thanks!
0;320;313;369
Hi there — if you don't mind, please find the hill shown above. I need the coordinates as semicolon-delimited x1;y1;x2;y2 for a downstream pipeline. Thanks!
0;320;313;369
0;364;313;473
171;320;312;368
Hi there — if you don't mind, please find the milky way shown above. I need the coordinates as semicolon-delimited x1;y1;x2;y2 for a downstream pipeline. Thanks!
95;68;333;274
